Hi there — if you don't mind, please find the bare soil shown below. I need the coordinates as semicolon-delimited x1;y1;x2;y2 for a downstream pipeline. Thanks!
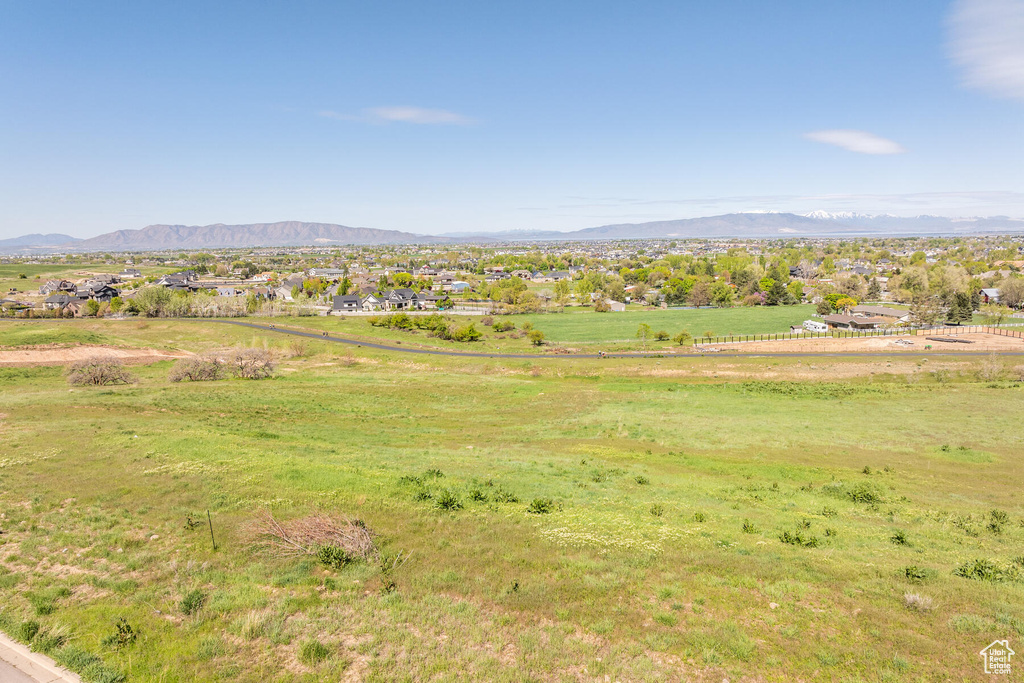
0;344;190;367
703;332;1024;354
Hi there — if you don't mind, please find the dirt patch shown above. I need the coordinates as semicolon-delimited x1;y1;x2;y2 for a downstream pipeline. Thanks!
705;333;1024;354
0;343;190;367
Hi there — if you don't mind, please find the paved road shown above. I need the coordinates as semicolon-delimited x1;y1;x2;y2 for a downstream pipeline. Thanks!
0;632;81;683
209;319;1024;359
0;659;38;683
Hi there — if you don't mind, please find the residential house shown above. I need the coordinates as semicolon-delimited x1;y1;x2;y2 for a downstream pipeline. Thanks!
360;294;385;311
39;280;74;295
332;295;361;313
75;281;119;301
450;281;471;293
980;288;1001;304
43;293;76;310
120;268;142;278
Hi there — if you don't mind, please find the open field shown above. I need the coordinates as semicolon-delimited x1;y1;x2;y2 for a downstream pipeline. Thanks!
514;306;819;343
1;320;1024;681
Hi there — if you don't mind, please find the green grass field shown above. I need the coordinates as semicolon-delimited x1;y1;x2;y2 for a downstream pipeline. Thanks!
1;320;1023;681
515;305;819;342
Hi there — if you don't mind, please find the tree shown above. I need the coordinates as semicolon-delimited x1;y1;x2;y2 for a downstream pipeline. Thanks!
766;279;787;306
527;329;545;346
787;281;804;303
867;278;881;300
998;277;1024;308
909;294;944;327
816;300;832;316
687;282;711;307
84;299;101;316
981;303;1012;326
833;296;857;313
710;281;734;307
654;330;669;341
945;291;973;325
553;279;571;304
672;330;692;346
109;296;123;313
636;323;652;349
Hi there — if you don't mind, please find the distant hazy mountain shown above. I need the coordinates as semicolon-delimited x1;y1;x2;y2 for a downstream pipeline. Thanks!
72;221;450;250
4;213;1023;253
529;212;1024;240
0;233;80;249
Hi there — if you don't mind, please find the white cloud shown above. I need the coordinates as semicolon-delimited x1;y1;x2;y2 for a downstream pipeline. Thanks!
318;106;473;125
803;129;907;155
948;0;1024;101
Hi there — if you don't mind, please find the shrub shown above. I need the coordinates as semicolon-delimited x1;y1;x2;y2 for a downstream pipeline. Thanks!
593;299;611;312
169;354;225;382
526;498;555;514
180;589;207;616
654;330;669;341
480;316;495;326
316;545;353;569
954;558;1020;583
824;527;837;537
288;340;308;357
527;329;545;346
742;519;758;534
435;490;463;511
102;617;137;648
847;483;883;504
890;530;910;546
820;506;838;518
298;638;331;665
233;348;275;379
650;504;664;517
413;490;432;501
693;511;706;523
451;323;482;342
66;358;136;386
468;489;488;502
493;321;515;332
493;488;520;504
779;530;819;548
634;475;649;485
903;565;929;583
424;468;444;479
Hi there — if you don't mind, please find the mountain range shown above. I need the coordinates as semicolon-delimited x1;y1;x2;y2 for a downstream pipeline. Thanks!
2;213;1024;253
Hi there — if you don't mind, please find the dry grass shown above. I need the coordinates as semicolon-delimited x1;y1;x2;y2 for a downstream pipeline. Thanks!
243;510;377;561
904;592;934;611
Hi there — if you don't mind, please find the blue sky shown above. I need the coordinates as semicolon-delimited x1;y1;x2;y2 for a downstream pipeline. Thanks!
1;0;1022;238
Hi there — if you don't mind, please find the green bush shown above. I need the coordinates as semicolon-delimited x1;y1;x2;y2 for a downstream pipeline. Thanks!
890;530;910;546
435;490;463;511
903;565;929;583
954;559;1020;583
779;530;819;548
526;498;555;514
693;511;706;523
101;617;137;648
316;545;353;569
180;588;207;615
634;475;649;485
741;520;758;534
650;504;664;517
468;489;488;502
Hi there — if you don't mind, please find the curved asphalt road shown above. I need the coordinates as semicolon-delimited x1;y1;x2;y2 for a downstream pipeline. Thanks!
209;320;1024;359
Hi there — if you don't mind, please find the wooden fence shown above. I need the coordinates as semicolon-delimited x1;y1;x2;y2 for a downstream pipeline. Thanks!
697;323;1024;346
